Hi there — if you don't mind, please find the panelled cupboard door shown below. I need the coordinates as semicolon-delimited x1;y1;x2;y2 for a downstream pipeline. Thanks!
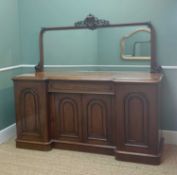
83;95;113;145
52;94;82;142
116;84;159;154
14;81;49;142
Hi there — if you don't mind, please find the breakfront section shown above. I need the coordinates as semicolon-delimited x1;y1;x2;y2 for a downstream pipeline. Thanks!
49;80;115;154
13;80;51;150
115;83;162;164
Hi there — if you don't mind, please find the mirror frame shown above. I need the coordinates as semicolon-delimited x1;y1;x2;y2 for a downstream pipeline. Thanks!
35;14;162;73
120;28;151;60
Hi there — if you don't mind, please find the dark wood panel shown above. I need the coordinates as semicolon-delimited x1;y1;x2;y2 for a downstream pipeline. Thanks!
83;95;113;145
14;81;49;142
124;93;148;146
53;94;82;142
116;84;159;154
48;81;114;95
21;89;40;134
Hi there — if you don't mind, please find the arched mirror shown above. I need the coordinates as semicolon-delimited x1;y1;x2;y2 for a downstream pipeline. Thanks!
120;28;151;60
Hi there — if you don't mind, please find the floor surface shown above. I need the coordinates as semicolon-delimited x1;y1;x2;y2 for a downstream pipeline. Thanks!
0;139;176;175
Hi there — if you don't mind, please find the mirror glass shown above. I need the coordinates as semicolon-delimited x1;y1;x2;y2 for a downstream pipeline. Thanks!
120;28;151;60
44;26;151;69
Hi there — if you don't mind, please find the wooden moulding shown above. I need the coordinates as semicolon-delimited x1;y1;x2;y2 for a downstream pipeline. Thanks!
16;138;163;164
115;138;164;165
16;139;53;151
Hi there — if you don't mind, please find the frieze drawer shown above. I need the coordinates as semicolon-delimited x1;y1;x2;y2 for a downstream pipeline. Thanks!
48;81;114;95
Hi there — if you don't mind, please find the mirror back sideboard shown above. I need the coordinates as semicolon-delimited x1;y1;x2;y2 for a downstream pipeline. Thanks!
13;15;163;165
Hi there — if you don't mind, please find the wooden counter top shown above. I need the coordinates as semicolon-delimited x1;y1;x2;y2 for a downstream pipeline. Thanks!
13;71;163;83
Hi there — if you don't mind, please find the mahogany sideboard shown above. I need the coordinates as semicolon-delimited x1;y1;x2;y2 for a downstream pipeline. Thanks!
13;71;163;164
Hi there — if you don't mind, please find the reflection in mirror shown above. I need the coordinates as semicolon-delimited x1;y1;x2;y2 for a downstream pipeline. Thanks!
120;28;151;60
44;30;98;65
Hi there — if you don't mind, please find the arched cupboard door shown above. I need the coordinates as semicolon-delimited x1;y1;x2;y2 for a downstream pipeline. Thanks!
83;95;113;145
116;84;159;155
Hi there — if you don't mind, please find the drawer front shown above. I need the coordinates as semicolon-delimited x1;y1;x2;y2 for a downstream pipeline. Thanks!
48;81;114;95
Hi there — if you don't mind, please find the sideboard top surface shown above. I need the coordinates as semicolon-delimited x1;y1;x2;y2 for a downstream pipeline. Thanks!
13;71;163;83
